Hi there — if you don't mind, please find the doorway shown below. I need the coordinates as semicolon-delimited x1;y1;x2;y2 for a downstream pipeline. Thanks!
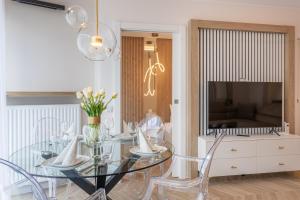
121;31;173;143
112;22;187;177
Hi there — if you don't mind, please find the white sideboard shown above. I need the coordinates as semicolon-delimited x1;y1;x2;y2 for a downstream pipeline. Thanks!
198;134;300;177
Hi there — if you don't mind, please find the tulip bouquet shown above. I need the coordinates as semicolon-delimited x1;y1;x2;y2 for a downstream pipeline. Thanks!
77;87;117;120
77;87;117;146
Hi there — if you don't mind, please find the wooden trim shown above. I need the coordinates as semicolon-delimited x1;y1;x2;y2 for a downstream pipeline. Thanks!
6;92;76;97
188;20;200;177
190;19;294;34
285;28;296;133
189;19;295;175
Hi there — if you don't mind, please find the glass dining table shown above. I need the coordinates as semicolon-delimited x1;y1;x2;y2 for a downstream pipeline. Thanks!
8;137;173;200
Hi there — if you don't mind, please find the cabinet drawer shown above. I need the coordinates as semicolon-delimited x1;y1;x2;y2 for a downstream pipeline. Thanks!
257;155;300;173
257;139;300;156
207;140;257;159
210;158;257;177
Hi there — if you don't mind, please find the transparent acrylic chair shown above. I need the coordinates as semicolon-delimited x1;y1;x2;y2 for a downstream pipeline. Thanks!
85;188;107;200
0;158;48;200
33;117;74;199
142;132;226;200
0;158;107;200
130;113;166;196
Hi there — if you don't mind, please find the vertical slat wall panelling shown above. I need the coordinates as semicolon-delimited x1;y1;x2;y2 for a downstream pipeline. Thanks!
199;28;286;136
7;104;80;177
121;36;144;123
156;39;172;122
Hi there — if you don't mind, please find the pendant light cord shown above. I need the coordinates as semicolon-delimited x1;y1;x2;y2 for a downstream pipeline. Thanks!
96;0;99;35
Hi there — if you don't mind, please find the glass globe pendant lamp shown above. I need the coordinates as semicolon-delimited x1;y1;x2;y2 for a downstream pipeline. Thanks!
65;5;88;31
76;0;117;61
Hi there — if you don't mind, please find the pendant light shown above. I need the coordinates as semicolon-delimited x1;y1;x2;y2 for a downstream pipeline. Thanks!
66;0;117;61
65;6;88;31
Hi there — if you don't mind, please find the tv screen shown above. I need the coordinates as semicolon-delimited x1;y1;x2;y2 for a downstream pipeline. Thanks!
208;82;282;129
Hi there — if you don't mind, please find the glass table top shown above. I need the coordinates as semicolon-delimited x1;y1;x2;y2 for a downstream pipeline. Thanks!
8;138;173;179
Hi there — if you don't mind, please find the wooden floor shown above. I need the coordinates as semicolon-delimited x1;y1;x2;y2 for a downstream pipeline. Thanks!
48;173;300;200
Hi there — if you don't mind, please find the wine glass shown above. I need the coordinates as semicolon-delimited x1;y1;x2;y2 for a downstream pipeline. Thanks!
100;141;115;164
103;117;114;139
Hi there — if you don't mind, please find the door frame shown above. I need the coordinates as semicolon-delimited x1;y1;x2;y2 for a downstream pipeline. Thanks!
112;21;187;176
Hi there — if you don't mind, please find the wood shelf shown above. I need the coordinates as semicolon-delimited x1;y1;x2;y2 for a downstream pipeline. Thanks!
6;91;76;97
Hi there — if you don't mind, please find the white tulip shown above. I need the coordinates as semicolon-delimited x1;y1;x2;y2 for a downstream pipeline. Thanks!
87;86;93;94
76;91;83;99
99;88;104;95
83;88;89;98
87;86;93;98
95;92;101;98
112;92;118;99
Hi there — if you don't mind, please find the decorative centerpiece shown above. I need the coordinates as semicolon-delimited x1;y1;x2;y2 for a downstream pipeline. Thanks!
77;87;117;162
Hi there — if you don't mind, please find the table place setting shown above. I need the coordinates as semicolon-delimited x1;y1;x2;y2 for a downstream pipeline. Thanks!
39;135;90;170
108;121;137;141
129;129;167;157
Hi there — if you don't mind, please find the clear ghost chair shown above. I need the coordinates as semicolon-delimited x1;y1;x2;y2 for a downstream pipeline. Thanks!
142;132;226;200
33;117;74;199
139;111;164;132
139;111;165;146
0;158;107;200
128;112;166;197
85;188;107;200
0;158;48;200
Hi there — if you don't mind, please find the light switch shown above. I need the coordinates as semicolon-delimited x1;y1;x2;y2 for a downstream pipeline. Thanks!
174;99;179;104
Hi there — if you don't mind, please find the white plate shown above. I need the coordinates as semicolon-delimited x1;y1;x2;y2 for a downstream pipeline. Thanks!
41;155;90;170
129;145;168;157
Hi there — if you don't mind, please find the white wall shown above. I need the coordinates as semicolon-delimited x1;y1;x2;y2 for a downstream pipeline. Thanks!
5;0;95;92
93;0;300;133
0;0;7;158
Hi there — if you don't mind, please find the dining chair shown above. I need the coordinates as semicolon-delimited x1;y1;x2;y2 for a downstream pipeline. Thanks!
139;111;164;132
33;117;74;200
0;158;48;200
142;132;226;200
125;113;166;197
85;188;107;200
0;158;107;200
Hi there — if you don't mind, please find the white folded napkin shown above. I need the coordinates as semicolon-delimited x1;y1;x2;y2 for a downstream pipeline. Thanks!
123;121;134;134
137;129;153;154
53;135;80;166
62;124;75;140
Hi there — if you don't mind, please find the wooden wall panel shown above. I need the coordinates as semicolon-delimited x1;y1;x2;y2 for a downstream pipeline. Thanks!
156;39;172;122
121;36;144;123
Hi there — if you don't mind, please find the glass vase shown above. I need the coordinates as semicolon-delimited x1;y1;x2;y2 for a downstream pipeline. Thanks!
83;116;102;163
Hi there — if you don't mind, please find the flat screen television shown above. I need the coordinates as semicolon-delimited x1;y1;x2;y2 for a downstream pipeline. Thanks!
208;82;283;129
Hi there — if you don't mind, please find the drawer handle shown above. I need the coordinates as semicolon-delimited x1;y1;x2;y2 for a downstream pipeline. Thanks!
231;148;238;152
231;166;238;169
278;163;285;166
278;146;285;150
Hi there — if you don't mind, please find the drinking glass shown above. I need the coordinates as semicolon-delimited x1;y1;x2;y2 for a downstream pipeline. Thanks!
100;141;115;164
103;117;114;139
128;122;138;145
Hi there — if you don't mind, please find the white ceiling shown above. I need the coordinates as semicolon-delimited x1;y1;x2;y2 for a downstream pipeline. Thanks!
191;0;300;7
